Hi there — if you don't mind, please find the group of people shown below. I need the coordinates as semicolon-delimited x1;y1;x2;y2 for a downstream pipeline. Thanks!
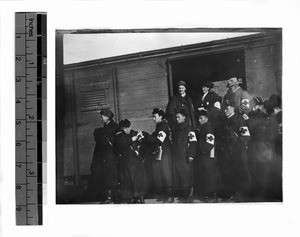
87;77;282;203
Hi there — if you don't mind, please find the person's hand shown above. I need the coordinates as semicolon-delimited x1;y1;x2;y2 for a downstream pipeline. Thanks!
132;135;138;141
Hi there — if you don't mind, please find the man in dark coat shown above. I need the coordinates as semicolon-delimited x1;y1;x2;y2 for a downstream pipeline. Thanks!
219;100;251;200
195;109;224;201
166;80;196;130
88;108;119;203
115;119;149;203
172;108;197;201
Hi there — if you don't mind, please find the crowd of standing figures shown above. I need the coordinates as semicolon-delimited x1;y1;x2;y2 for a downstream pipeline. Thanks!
86;77;282;203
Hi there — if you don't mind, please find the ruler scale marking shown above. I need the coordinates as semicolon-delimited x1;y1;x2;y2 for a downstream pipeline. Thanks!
16;12;46;226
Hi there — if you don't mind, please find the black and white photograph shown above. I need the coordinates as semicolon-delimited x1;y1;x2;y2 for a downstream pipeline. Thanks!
56;29;282;204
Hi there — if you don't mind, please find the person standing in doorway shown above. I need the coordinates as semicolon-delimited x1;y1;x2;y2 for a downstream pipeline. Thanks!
223;77;252;118
195;80;221;113
166;80;196;130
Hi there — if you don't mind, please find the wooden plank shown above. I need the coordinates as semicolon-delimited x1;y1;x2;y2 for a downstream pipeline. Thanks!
118;79;167;92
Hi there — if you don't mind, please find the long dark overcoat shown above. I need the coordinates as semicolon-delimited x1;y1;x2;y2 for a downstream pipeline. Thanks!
166;94;196;129
195;122;224;195
247;111;278;199
219;113;251;195
115;130;149;200
142;120;173;191
88;120;119;198
173;120;197;190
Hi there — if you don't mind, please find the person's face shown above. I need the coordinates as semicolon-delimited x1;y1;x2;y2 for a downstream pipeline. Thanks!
225;106;234;117
152;113;162;124
101;115;110;124
176;113;186;124
229;85;236;92
178;85;186;95
198;115;208;125
122;127;131;134
252;105;261;112
202;86;209;94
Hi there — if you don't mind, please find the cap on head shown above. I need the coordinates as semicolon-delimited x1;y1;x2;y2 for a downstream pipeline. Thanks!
202;80;214;89
176;108;189;117
177;80;187;88
119;119;131;128
152;108;165;117
226;77;242;88
196;109;208;118
251;96;263;107
224;99;235;108
100;108;114;119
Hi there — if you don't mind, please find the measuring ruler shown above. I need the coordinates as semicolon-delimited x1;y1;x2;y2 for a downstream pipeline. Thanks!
15;12;47;225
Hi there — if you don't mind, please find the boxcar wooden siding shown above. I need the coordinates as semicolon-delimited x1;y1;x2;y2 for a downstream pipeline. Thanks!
245;43;282;100
60;32;282;178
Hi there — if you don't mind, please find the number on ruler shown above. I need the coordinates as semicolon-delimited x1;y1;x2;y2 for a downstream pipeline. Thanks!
28;170;35;175
16;56;22;61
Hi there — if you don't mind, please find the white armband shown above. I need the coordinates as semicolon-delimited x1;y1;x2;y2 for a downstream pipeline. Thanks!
188;131;197;142
206;134;215;145
157;131;167;143
240;126;250;136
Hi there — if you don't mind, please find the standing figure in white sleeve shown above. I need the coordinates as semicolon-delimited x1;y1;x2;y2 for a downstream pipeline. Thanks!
141;108;174;203
173;108;197;202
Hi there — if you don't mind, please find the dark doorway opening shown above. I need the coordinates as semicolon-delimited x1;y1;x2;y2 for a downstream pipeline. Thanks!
169;50;246;103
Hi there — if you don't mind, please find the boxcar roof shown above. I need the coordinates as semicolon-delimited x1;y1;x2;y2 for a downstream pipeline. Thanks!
64;29;281;71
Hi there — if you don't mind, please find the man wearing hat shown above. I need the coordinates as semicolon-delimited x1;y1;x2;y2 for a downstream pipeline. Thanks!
219;99;251;200
88;107;119;203
223;77;251;115
166;80;196;130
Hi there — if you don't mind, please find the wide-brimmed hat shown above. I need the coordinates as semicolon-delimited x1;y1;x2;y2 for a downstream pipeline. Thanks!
264;94;281;110
202;80;214;89
100;108;114;119
226;77;242;88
